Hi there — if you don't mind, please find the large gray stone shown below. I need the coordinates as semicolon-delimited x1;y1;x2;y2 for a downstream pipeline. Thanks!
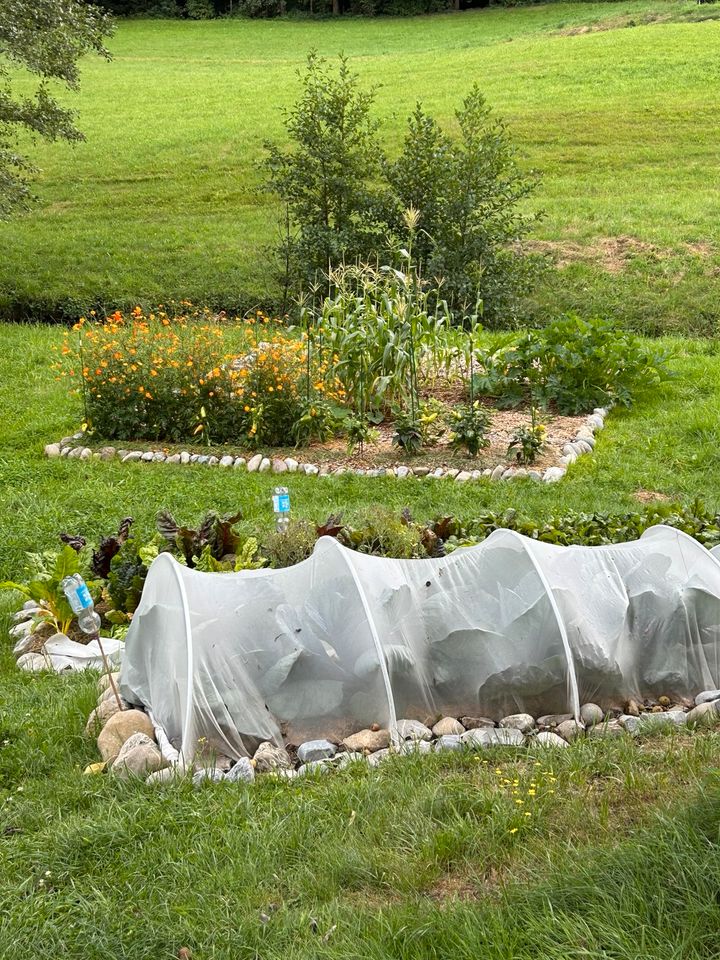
499;713;535;733
434;734;464;752
246;454;263;472
621;711;687;736
226;758;255;783
112;733;165;780
695;689;720;706
296;739;336;764
432;716;464;737
395;719;433;742
44;443;61;457
462;727;525;748
556;719;584;743
580;703;605;726
16;652;49;672
587;720;625;739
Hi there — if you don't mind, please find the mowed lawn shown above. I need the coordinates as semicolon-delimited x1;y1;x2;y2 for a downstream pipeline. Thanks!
1;0;719;331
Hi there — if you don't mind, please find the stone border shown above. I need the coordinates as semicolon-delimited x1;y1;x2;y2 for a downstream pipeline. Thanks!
44;407;609;485
78;673;720;785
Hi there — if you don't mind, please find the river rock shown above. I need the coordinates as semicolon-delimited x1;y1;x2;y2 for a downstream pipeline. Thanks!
587;720;625;739
16;652;49;672
193;768;226;786
499;713;535;733
535;731;569;748
556;719;584;742
543;467;565;483
226;757;255;783
97;671;121;694
112;733;165;779
686;700;720;727
219;455;234;467
343;728;390;753
580;703;605;726
247;453;263;472
395;719;433;741
625;699;640;717
296;739;336;764
432;716;464;737
146;766;184;785
85;696;128;734
367;748;393;766
537;713;573;728
434;734;464;752
97;709;155;763
622;710;687;736
44;443;61;457
253;742;292;772
460;716;496;730
396;739;433;756
462;727;525;748
695;689;720;706
272;458;288;473
259;457;271;472
298;759;333;775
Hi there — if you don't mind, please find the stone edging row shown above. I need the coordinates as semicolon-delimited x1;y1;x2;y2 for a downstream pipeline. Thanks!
44;408;608;484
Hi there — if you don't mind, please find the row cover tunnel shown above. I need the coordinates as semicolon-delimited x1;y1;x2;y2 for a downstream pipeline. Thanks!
120;525;720;761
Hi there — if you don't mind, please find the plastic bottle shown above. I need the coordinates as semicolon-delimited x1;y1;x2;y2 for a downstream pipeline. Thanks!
272;486;290;534
61;573;101;635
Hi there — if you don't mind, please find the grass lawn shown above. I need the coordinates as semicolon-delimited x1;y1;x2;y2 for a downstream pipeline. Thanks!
1;0;719;331
2;321;720;955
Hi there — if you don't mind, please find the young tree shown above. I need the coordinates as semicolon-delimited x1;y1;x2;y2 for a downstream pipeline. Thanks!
385;87;543;323
263;53;384;292
0;0;112;219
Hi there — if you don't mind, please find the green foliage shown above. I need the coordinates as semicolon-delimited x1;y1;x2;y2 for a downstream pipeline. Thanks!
508;412;546;465
474;315;671;414
449;401;491;456
193;537;266;571
292;395;346;446
262;519;318;568
185;0;215;16
156;509;244;567
0;543;94;634
418;397;450;446
107;538;149;616
392;409;423;455
314;258;454;412
264;54;383;289
0;0;112;219
345;416;379;455
450;497;720;550
384;89;542;321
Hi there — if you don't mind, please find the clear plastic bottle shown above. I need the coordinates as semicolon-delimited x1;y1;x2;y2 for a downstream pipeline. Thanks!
61;573;101;635
272;486;290;534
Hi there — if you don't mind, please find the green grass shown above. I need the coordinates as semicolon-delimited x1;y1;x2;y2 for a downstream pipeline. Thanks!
2;322;720;955
2;0;719;331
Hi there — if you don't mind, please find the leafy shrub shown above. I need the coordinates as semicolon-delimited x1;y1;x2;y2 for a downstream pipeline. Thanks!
473;314;671;414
